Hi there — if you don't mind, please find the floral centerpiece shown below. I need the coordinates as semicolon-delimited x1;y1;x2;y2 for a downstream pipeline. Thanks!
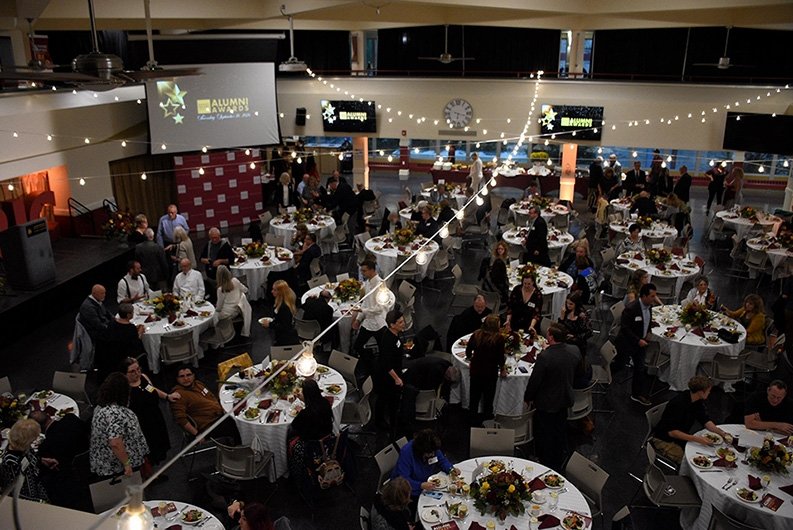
102;210;134;241
501;328;524;355
243;241;266;258
747;437;793;474
637;216;654;228
778;232;793;249
646;248;672;265
469;469;531;521
334;278;363;302
516;263;539;284
393;227;417;246
530;151;550;162
0;394;28;429
740;206;757;219
530;195;553;210
281;208;317;224
679;302;712;328
265;360;300;399
151;293;181;318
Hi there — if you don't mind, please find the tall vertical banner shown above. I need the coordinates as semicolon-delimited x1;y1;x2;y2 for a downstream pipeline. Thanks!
560;143;578;203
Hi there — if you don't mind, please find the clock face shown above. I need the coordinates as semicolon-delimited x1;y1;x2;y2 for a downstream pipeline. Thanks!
443;98;473;128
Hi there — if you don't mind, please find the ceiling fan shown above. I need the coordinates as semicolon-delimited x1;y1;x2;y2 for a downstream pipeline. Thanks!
418;25;474;64
692;26;751;70
0;0;199;91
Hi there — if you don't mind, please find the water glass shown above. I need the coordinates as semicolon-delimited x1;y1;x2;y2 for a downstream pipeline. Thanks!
549;491;559;511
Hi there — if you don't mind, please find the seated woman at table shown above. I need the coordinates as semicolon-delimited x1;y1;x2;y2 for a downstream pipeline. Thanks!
290;379;334;442
90;373;150;479
289;223;309;251
228;500;292;530
723;294;766;347
650;376;729;464
0;419;49;502
684;276;717;310
625;269;649;304
301;174;322;208
262;280;300;345
437;199;456;225
370;477;414;530
560;243;597;304
481;259;510;310
214;265;251;337
616;224;644;255
392;428;455;499
121;357;179;466
465;315;507;425
505;273;543;333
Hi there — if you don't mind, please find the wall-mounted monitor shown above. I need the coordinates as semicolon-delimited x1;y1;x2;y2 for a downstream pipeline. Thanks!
540;104;603;141
321;100;377;133
145;62;280;154
723;112;793;155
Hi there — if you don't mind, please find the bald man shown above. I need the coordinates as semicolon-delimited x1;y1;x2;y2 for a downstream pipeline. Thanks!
78;285;114;340
156;204;189;248
173;258;205;300
199;227;234;281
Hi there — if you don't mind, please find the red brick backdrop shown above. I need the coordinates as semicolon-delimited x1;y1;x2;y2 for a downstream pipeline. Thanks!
174;149;264;232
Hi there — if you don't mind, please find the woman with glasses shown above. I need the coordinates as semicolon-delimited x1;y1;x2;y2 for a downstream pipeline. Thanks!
121;357;180;466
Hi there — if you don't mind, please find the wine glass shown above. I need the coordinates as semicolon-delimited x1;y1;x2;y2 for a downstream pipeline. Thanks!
762;474;771;491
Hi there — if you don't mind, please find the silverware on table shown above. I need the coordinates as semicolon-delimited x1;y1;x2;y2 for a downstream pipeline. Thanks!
722;478;736;490
700;470;723;473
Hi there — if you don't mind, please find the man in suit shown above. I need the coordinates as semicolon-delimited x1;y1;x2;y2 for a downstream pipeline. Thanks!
523;206;551;266
135;228;170;291
302;289;337;348
523;323;581;471
415;206;440;242
199;227;235;301
294;232;322;287
673;165;692;203
615;283;657;406
78;284;114;341
624;161;646;195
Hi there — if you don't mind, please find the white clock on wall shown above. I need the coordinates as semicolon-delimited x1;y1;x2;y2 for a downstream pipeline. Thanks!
443;98;473;128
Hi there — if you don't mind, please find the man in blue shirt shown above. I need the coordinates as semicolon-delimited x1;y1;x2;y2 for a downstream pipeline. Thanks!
392;429;454;498
156;204;190;248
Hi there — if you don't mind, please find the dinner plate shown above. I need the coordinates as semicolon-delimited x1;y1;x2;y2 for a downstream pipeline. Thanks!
428;473;450;490
735;488;762;504
703;433;724;445
180;509;207;525
543;474;565;489
420;507;442;523
690;456;713;469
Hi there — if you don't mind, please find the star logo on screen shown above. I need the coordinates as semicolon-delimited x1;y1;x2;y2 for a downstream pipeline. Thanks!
540;105;557;128
157;81;188;123
322;101;337;124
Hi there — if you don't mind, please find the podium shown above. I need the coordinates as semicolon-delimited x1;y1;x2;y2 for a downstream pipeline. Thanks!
0;219;56;290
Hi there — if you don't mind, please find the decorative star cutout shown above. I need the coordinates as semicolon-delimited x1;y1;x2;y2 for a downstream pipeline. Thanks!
173;113;184;124
165;83;188;107
161;99;180;118
545;122;554;130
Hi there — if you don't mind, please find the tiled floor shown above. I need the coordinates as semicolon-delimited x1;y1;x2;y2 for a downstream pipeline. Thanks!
1;173;791;529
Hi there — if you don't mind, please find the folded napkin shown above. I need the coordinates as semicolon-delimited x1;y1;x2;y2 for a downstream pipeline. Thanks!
44;405;57;416
232;402;246;416
528;477;547;490
165;526;182;530
669;263;680;271
185;309;198;317
633;253;644;260
556;280;569;288
656;263;666;271
671;248;685;256
468;523;486;530
748;475;762;490
538;514;560;529
510;526;519;530
691;327;705;337
767;243;781;250
616;258;629;264
151;503;177;517
144;315;159;323
779;484;793;498
258;399;272;409
520;352;536;364
324;395;335;405
713;458;737;468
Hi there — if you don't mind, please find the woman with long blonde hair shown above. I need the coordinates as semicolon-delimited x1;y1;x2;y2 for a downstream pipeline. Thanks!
724;294;766;346
262;279;300;345
214;265;248;320
172;226;197;269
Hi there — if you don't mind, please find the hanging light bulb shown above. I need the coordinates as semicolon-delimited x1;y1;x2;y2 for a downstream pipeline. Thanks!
489;177;497;187
597;147;603;154
296;157;302;164
46;134;53;141
666;155;672;163
439;225;450;238
415;251;428;265
546;158;553;166
481;187;489;196
784;160;790;168
116;485;153;530
456;209;465;220
295;342;318;377
413;147;420;154
160;143;167;150
475;196;484;206
84;138;91;144
387;155;393;162
198;167;205;175
720;161;728;168
378;150;384;156
250;162;256;169
376;285;391;306
140;172;147;180
79;178;86;186
482;129;488;135
758;165;765;173
291;151;297;159
632;151;638;158
121;140;127;147
709;160;715;167
245;149;251;156
202;146;208;153
7;183;14;191
661;162;667;168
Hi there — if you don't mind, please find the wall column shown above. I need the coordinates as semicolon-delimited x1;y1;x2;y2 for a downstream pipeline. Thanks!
560;143;578;203
353;136;369;188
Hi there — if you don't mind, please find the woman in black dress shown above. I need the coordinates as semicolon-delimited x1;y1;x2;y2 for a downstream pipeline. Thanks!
121;357;178;465
465;315;506;425
506;273;543;333
291;379;334;442
262;280;300;345
558;292;593;389
375;309;407;435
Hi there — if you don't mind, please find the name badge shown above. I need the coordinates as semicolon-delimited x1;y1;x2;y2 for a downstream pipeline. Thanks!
145;385;156;394
202;388;209;395
396;340;402;348
635;316;643;322
527;302;536;308
427;456;438;465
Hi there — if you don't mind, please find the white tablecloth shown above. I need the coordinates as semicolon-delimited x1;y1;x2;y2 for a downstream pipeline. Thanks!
510;200;570;223
231;247;293;301
132;300;215;374
745;237;793;280
506;265;573;320
365;235;439;281
650;305;746;391
680;425;793;530
615;251;700;297
270;214;338;254
26;391;79;417
609;198;633;215
449;332;546;415
610;220;678;245
220;362;346;479
419;189;467;210
301;283;395;353
416;456;592;530
502;228;574;253
141;501;224;530
716;210;781;240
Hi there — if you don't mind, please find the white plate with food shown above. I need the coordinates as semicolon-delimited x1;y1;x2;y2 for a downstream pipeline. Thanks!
428;473;450;490
702;433;723;445
242;407;261;421
180;509;207;525
735;487;761;504
562;512;587;530
420;507;442;523
447;502;469;519
543;473;565;489
690;455;713;469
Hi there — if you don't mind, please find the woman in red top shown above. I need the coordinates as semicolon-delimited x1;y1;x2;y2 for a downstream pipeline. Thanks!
465;315;507;425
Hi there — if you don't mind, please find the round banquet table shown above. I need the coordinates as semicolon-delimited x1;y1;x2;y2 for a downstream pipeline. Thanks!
220;362;347;479
449;332;546;415
399;206;459;227
365;234;439;281
610;220;678;245
615;251;701;297
746;236;793;280
106;500;225;529
416;456;593;530
506;265;574;320
679;425;793;530
609;197;634;215
502;227;574;254
650;305;746;392
301;282;395;354
132;300;215;374
715;209;781;240
269;214;338;254
419;189;467;210
510;200;570;223
1;391;79;453
231;247;293;301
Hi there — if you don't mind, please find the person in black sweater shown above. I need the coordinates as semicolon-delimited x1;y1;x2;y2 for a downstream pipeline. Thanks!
744;379;793;435
651;376;728;464
375;309;407;436
506;274;543;333
523;206;550;266
705;163;727;214
94;303;144;383
673;165;692;203
465;315;506;425
447;295;492;348
415;206;440;242
262;280;300;345
291;379;334;441
302;289;337;348
629;191;658;217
